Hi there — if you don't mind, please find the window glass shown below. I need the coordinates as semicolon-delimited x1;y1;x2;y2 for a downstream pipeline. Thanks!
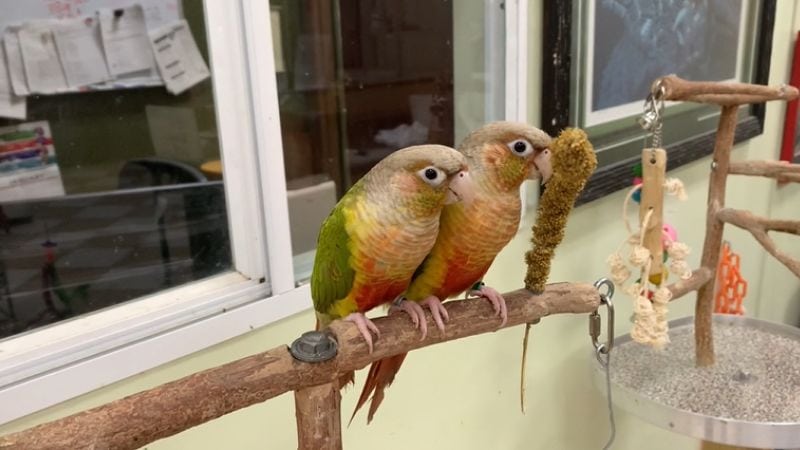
0;1;231;339
271;0;504;280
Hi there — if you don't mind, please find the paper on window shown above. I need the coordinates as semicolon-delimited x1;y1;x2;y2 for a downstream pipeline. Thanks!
0;44;26;119
0;121;65;202
18;22;69;94
98;5;157;78
52;16;111;88
149;20;210;95
3;27;30;96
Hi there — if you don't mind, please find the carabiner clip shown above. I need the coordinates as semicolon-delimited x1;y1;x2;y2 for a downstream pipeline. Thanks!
590;278;615;364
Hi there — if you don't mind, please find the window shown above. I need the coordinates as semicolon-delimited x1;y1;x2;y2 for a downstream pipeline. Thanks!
0;0;523;425
270;0;511;280
0;2;237;340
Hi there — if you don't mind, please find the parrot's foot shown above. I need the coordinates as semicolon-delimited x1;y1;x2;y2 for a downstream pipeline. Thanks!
389;297;428;340
420;296;449;335
468;285;508;327
345;312;380;353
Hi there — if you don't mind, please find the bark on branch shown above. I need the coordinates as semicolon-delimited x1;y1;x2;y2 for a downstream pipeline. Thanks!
0;283;600;450
728;160;800;183
717;208;800;278
655;75;799;105
667;268;714;301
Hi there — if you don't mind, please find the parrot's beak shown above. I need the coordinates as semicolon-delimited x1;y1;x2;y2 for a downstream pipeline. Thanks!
445;170;474;205
531;148;553;185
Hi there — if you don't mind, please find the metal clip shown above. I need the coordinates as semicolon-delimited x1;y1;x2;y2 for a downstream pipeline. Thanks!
638;81;666;149
590;278;615;364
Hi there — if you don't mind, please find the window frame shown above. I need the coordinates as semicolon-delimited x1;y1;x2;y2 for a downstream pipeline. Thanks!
0;0;308;425
0;0;529;426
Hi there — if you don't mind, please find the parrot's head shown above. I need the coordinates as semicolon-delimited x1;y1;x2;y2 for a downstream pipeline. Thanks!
458;121;553;193
365;144;472;217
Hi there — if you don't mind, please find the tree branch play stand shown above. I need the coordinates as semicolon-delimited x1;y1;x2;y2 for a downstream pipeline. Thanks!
600;76;800;450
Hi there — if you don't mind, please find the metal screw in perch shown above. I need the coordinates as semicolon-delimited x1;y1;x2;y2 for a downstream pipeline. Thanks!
290;331;338;363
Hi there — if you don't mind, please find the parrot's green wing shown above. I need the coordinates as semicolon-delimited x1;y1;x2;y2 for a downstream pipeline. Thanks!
310;191;358;317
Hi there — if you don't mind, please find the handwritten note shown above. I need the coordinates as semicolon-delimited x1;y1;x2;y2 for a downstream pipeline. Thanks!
3;27;30;96
149;20;209;95
98;5;156;77
18;22;69;94
0;45;26;119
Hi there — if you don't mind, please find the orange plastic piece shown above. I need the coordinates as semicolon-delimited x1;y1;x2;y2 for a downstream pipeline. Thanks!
714;242;747;315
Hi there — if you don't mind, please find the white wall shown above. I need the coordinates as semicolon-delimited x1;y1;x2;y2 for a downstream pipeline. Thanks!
2;2;799;449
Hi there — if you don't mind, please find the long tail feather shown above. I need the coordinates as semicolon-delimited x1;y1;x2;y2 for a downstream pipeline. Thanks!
350;353;408;425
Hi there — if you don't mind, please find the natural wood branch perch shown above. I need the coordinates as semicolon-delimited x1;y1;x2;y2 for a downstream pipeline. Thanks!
729;160;800;183
0;283;600;450
717;208;800;278
695;105;739;367
655;75;799;105
667;267;714;301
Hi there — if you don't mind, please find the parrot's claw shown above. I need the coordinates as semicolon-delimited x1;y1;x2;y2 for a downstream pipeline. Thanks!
390;297;428;340
468;285;508;327
420;296;449;334
345;312;380;353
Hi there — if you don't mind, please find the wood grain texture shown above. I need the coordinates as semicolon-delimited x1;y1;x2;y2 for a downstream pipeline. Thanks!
0;283;600;450
295;382;342;450
667;268;713;301
729;160;800;183
695;105;739;367
656;75;799;105
641;149;666;278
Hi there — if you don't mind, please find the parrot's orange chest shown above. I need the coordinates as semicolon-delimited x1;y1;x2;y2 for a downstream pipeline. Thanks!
352;278;408;311
432;190;521;298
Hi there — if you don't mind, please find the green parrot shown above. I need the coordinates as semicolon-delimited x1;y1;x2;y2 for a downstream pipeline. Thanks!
311;144;473;359
352;122;553;422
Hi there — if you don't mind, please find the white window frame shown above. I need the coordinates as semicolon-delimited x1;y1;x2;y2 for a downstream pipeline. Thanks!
0;0;529;426
0;0;309;425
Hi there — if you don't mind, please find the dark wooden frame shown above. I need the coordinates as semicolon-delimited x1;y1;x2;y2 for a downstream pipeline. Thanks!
542;0;777;205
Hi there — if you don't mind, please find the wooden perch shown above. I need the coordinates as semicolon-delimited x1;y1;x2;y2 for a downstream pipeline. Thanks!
655;75;799;105
717;208;800;278
729;160;800;183
667;268;714;301
0;283;600;450
694;105;739;367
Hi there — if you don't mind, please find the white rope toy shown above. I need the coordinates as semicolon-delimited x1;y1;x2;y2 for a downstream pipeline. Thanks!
607;177;691;349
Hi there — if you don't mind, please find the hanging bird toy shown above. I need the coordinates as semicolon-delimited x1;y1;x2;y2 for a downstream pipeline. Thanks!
606;88;692;349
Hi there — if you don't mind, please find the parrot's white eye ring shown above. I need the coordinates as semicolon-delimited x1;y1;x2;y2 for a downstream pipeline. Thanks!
507;139;534;157
417;166;445;187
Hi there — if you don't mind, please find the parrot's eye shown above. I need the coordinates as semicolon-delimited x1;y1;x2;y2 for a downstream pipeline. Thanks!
417;166;445;186
508;139;534;157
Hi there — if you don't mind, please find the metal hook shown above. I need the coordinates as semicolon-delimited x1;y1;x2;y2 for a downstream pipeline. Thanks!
590;278;615;364
638;81;666;150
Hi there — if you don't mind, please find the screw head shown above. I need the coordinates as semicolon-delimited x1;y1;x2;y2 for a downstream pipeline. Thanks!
290;331;338;363
733;369;757;384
